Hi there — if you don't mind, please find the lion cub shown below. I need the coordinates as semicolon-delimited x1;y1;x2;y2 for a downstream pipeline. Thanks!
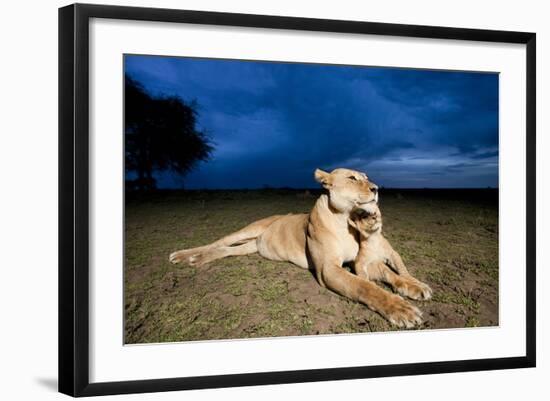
348;204;432;327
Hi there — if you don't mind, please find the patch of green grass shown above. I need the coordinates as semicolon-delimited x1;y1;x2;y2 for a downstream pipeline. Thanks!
215;265;253;296
421;267;462;286
299;317;314;335
465;316;480;327
124;189;498;343
258;281;289;302
432;291;480;313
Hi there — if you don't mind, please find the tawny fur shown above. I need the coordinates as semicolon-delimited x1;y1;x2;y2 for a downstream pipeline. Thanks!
347;204;432;326
169;168;428;328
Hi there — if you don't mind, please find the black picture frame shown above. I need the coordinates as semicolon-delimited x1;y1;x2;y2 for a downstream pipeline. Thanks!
59;3;536;397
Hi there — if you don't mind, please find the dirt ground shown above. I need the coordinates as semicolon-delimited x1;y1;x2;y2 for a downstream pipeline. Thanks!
124;189;498;344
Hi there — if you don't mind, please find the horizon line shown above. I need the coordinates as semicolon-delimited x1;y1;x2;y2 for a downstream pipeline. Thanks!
147;187;499;191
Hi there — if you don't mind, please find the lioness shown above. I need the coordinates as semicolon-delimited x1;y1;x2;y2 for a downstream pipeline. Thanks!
348;204;432;327
170;168;423;327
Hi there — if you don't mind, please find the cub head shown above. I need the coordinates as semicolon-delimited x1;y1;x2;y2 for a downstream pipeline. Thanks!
348;204;383;237
314;168;379;213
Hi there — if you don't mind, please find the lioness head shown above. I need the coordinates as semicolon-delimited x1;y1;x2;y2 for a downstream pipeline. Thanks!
314;168;379;213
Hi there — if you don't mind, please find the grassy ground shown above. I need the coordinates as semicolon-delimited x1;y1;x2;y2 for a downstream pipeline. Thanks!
124;189;498;344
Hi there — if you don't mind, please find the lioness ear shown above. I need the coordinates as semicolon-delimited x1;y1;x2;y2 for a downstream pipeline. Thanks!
314;168;332;188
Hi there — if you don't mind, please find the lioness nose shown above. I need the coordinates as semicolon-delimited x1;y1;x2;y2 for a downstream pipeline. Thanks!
370;184;378;194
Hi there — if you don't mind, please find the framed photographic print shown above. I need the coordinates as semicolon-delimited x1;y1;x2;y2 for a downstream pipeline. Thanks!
58;3;536;397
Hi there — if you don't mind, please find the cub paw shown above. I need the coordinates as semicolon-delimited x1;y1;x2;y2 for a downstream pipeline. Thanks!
397;279;433;301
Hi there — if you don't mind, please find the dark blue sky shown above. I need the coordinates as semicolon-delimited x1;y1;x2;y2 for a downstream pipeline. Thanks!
125;55;498;189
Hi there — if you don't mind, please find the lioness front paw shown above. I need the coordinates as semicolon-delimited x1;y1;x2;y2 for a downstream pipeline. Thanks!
396;279;433;301
381;296;423;328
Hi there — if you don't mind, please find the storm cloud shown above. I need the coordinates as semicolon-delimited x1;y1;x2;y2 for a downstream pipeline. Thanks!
125;55;498;188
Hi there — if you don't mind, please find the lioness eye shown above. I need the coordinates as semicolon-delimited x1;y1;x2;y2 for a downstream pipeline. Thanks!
348;176;357;181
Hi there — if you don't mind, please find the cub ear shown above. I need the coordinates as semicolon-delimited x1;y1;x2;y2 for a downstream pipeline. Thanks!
314;168;332;188
347;217;359;231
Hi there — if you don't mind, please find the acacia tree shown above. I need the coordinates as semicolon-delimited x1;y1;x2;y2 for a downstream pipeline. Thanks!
125;75;214;190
